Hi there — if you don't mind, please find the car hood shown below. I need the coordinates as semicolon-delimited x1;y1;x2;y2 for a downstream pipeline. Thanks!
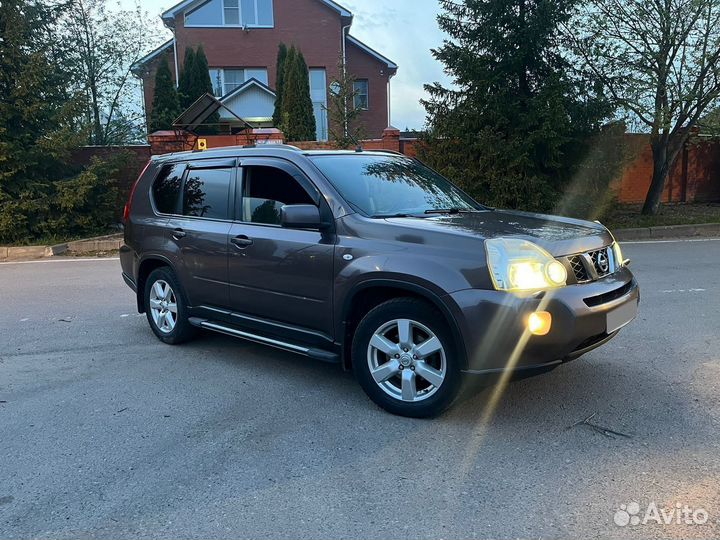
383;209;613;256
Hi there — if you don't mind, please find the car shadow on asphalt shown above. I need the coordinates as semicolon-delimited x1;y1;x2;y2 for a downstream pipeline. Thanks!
180;329;705;451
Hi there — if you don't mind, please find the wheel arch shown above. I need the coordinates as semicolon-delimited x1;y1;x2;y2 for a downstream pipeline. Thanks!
136;255;176;313
340;279;467;371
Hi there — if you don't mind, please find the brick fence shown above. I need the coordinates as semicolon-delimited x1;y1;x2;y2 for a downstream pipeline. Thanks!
617;134;720;203
91;129;717;206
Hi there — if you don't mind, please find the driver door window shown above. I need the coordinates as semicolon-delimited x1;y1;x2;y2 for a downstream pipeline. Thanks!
241;165;315;225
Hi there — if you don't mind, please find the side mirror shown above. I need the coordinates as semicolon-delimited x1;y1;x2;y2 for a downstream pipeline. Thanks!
280;204;322;230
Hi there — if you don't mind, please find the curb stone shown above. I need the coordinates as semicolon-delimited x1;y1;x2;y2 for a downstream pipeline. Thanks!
1;233;123;261
614;223;720;241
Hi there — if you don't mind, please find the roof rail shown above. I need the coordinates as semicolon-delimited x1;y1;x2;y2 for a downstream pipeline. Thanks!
240;143;303;151
368;149;404;156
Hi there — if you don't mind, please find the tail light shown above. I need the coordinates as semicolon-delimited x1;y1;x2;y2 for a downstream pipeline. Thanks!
124;160;151;223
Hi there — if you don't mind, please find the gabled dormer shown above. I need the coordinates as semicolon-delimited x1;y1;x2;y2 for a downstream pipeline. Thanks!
161;0;353;29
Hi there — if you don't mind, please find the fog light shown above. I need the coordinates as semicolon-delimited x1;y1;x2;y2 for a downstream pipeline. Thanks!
528;311;552;336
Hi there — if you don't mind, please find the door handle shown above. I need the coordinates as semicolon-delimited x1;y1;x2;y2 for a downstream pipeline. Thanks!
172;228;187;240
231;235;254;249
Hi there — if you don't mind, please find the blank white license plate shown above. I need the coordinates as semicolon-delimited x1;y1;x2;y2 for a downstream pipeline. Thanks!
606;301;638;333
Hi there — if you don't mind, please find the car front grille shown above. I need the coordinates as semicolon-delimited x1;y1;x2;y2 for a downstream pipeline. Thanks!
567;246;615;283
569;256;590;282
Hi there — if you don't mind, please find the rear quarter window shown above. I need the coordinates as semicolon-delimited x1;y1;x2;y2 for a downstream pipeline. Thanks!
182;168;233;220
152;163;185;214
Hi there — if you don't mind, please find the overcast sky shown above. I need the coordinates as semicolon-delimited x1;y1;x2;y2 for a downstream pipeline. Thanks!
125;0;451;129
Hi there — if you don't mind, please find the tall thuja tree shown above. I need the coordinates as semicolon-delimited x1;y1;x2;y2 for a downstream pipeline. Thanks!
189;45;219;133
421;0;612;212
295;51;317;139
178;47;196;109
149;57;181;132
277;45;298;134
272;43;288;127
281;47;316;140
0;0;84;242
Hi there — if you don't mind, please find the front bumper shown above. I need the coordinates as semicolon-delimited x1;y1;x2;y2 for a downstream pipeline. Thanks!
448;266;639;374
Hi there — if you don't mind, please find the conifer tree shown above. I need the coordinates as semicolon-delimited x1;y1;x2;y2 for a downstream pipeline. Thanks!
281;46;316;141
149;57;181;132
188;45;219;133
178;47;196;109
421;0;612;212
272;43;288;127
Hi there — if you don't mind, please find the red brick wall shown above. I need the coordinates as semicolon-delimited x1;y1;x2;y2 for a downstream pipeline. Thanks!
617;134;720;203
346;39;392;139
148;128;284;154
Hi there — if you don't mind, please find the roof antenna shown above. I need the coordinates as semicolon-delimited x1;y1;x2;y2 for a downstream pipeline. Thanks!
348;131;363;152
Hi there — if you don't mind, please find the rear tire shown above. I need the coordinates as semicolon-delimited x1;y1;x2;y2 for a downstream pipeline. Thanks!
352;298;462;418
144;267;196;345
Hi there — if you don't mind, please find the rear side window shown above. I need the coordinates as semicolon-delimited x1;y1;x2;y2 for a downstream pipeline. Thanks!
183;168;233;220
152;163;184;214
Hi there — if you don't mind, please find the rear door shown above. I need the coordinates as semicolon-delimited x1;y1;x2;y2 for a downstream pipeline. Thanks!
166;159;236;314
227;158;335;340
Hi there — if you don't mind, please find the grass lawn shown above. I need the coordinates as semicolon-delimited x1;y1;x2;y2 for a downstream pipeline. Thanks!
601;203;720;230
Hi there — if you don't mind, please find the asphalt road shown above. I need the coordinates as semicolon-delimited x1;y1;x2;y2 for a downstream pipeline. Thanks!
1;239;719;540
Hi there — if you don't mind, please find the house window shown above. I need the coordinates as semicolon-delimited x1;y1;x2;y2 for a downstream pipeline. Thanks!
185;0;273;27
353;80;369;110
224;0;240;24
310;68;328;141
223;69;245;94
208;68;269;97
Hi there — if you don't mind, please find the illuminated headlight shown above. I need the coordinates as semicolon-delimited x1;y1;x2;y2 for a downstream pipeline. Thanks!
485;238;568;292
612;241;625;267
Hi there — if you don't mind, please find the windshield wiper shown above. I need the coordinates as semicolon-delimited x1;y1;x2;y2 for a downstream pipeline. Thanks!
371;213;416;219
424;208;477;215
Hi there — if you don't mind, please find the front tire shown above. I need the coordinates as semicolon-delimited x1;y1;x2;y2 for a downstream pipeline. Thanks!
144;267;196;345
352;298;462;418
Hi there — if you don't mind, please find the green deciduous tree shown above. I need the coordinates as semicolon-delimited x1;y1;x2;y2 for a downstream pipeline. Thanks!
325;55;365;148
149;57;181;132
280;46;316;141
272;43;288;127
0;0;85;243
567;0;720;215
420;0;613;213
61;0;160;145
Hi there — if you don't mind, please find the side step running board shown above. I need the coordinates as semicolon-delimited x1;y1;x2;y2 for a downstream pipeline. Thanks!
188;317;340;364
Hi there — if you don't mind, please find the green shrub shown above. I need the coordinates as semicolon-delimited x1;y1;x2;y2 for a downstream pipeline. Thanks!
0;152;129;245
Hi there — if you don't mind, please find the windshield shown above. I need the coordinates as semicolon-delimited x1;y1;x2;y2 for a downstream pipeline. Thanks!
310;155;483;217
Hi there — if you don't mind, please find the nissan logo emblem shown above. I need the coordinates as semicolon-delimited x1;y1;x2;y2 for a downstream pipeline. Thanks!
597;251;610;273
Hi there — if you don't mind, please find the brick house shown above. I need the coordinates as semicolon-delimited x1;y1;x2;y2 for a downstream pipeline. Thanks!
132;0;398;140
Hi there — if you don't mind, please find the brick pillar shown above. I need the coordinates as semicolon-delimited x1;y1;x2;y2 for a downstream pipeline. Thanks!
382;126;401;153
236;128;285;146
148;130;197;155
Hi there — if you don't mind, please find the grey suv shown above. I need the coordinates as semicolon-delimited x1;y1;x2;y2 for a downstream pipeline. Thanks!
120;145;639;417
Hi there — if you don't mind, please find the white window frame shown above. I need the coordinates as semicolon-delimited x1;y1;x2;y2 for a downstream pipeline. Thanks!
185;0;274;28
210;68;269;97
353;80;369;111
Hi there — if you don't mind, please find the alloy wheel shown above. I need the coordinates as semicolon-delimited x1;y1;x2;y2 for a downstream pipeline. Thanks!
367;318;447;402
149;279;178;334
